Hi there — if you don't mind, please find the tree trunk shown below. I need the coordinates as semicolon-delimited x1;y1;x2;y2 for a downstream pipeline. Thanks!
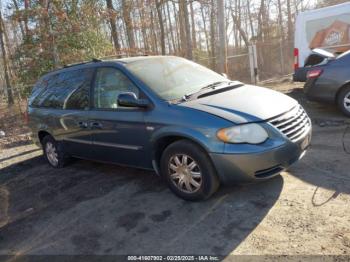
190;1;197;50
217;0;227;73
166;1;176;54
24;0;30;38
161;4;171;53
178;0;187;57
11;0;25;38
257;0;265;41
231;11;249;47
122;0;135;51
106;0;121;53
138;1;149;52
200;4;210;53
287;0;293;40
183;1;192;59
172;1;181;54
150;8;158;54
47;1;59;67
247;2;254;39
156;0;166;55
277;0;285;40
209;0;216;70
0;8;14;105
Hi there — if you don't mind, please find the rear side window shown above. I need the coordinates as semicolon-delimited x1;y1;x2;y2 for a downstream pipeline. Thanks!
29;77;50;107
30;68;93;110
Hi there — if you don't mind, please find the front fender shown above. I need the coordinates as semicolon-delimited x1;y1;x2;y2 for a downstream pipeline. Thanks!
150;125;225;154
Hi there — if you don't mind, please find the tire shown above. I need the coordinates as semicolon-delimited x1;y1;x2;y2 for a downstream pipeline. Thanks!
42;135;70;168
160;140;220;201
337;85;350;117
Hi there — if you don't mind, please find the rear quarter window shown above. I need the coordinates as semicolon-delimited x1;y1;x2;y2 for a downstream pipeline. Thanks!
28;77;50;107
30;68;94;109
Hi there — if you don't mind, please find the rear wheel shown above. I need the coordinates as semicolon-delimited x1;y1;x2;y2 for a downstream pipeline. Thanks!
160;140;219;201
42;136;70;168
337;85;350;117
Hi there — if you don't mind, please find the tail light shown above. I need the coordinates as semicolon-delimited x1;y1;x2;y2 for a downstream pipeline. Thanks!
307;69;323;79
294;48;299;70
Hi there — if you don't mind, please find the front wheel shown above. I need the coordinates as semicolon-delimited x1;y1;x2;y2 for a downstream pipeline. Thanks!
337;85;350;117
160;140;220;201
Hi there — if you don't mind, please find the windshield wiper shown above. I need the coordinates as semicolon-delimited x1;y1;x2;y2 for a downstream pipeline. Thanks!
200;81;229;90
182;81;233;101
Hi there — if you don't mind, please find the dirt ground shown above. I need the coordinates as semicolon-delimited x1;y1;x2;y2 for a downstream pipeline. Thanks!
0;82;350;258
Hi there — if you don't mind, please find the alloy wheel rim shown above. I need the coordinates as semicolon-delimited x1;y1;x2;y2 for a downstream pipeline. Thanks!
168;154;202;193
344;92;350;112
46;142;58;166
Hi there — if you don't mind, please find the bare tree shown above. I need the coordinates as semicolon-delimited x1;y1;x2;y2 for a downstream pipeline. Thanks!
156;0;165;55
122;0;135;50
277;0;285;40
190;1;196;50
230;3;248;47
183;1;192;59
106;0;121;53
217;0;227;73
11;0;25;38
209;0;216;69
0;7;13;105
287;0;293;40
200;3;210;52
166;1;177;53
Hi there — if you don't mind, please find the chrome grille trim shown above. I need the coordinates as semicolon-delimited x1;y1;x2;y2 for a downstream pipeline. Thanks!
268;105;311;142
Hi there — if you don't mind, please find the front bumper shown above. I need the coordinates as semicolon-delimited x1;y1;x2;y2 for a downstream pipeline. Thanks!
210;129;311;184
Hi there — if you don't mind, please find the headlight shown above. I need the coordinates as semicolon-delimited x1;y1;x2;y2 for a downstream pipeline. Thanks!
217;123;268;144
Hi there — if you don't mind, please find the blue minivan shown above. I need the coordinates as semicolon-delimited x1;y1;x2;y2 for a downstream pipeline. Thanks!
28;56;312;200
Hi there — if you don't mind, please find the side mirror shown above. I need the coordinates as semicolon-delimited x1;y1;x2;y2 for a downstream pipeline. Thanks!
117;92;150;108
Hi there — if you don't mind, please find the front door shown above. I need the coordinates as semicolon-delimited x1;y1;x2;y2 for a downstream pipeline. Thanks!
89;67;152;168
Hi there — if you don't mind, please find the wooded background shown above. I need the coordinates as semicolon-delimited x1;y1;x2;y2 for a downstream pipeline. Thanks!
0;0;347;106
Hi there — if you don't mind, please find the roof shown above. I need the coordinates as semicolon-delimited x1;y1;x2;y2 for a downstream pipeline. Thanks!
107;55;176;64
43;55;178;78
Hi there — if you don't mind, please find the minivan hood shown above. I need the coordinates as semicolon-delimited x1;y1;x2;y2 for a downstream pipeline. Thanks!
179;85;298;124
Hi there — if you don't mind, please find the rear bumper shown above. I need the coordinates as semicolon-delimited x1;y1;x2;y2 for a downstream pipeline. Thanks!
209;128;311;184
293;67;308;82
304;79;335;103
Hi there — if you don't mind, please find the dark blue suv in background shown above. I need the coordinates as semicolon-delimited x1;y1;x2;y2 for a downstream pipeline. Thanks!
28;56;312;200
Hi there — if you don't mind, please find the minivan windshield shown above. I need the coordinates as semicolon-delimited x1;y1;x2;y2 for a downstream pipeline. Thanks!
125;56;228;100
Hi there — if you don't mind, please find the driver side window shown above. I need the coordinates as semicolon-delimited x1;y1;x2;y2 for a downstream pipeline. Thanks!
93;67;139;109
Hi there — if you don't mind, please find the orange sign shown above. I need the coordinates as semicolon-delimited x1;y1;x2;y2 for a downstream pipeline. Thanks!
309;20;350;52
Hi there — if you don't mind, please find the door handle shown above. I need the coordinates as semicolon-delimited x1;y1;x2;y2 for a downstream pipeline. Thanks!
90;122;103;129
78;121;88;129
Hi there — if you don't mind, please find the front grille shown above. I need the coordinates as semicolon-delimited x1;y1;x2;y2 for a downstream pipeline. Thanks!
269;105;311;142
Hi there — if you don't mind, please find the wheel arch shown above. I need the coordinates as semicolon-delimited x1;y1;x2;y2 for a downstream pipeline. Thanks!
38;130;53;145
152;133;211;175
335;81;350;103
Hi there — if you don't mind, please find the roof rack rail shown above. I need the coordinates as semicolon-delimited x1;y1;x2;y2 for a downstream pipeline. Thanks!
91;58;102;62
97;53;151;60
97;54;124;60
63;58;101;68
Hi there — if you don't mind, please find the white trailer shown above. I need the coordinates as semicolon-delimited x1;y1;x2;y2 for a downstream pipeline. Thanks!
293;2;350;82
